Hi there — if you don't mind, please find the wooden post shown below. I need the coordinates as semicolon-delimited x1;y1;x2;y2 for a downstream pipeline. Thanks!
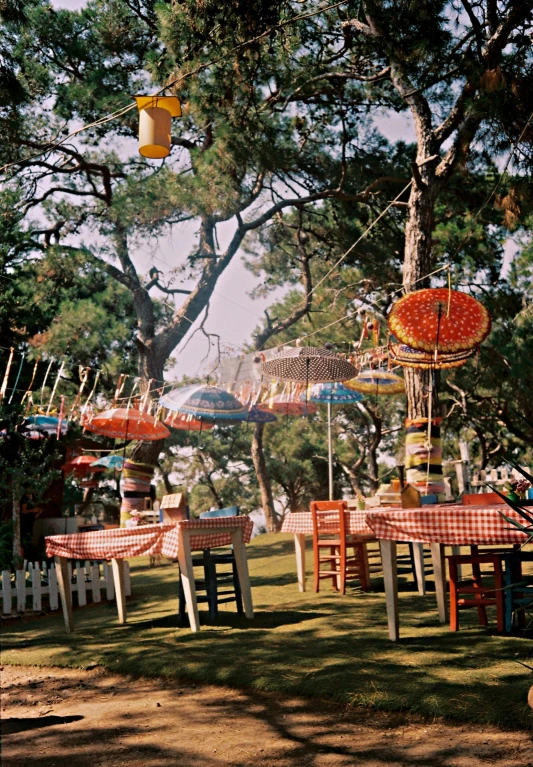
231;529;254;619
412;543;426;596
48;566;59;611
111;559;127;624
76;565;87;606
31;564;42;612
90;564;101;603
2;570;12;615
55;556;74;632
294;533;307;592
16;569;25;612
380;540;399;641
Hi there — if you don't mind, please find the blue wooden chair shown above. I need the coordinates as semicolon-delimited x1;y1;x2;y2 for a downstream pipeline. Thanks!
178;506;244;625
502;551;533;633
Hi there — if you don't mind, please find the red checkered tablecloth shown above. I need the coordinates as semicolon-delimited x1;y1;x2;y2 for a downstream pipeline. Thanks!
160;517;253;558
45;517;254;560
281;511;374;537
365;505;530;545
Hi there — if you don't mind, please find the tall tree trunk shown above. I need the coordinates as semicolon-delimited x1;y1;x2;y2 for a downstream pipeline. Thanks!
251;422;279;532
403;178;437;421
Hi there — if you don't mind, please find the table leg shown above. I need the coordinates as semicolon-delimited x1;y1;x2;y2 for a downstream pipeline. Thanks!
178;529;201;632
430;543;448;624
231;530;254;619
55;556;74;633
380;540;399;641
294;533;306;592
111;559;127;624
412;543;426;596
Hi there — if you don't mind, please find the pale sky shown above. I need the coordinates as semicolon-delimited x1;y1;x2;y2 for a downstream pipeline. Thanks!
46;0;415;382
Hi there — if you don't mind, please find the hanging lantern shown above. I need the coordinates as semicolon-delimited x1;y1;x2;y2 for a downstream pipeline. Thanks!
133;95;182;159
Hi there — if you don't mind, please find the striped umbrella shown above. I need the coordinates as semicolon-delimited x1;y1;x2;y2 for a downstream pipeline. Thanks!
345;369;405;395
388;342;474;370
305;383;364;499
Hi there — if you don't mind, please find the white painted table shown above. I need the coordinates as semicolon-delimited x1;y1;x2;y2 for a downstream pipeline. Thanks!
46;518;254;633
365;505;529;641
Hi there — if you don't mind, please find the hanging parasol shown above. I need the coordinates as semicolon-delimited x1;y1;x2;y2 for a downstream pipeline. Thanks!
246;406;278;424
305;383;364;500
388;342;474;370
345;369;405;395
90;454;124;470
23;415;69;437
164;411;215;432
261;346;357;384
83;407;170;440
62;455;106;477
160;384;249;422
388;288;491;354
257;395;318;417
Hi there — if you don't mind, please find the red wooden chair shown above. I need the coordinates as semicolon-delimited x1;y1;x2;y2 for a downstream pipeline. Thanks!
447;552;505;633
311;500;371;594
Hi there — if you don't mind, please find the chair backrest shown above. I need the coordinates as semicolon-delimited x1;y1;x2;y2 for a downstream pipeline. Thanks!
310;500;348;540
461;492;505;506
199;506;239;519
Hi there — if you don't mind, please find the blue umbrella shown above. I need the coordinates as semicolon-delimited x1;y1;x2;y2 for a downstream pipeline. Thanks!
23;415;69;437
90;455;124;470
160;384;249;422
246;405;277;424
303;383;364;500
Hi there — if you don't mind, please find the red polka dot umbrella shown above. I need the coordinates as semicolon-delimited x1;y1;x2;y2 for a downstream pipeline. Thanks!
388;288;491;354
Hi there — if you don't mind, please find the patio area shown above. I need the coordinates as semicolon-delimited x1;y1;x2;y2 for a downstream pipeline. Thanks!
2;534;532;730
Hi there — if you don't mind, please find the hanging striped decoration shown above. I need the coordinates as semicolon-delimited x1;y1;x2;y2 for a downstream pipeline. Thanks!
120;460;156;527
388;342;474;369
405;417;445;496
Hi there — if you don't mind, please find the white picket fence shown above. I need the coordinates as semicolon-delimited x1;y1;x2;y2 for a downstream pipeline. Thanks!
0;560;131;616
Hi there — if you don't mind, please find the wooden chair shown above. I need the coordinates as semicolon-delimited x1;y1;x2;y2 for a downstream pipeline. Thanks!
461;492;505;506
178;506;243;625
311;500;371;595
447;552;505;632
502;551;533;633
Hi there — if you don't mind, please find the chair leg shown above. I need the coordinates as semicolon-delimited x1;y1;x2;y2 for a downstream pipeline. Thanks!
339;543;347;596
493;561;505;635
203;553;218;622
448;558;459;632
330;546;339;591
408;543;419;592
470;560;488;626
232;558;244;615
313;542;320;593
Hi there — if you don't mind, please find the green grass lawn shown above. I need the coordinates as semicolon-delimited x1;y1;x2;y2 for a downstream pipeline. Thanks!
2;534;533;729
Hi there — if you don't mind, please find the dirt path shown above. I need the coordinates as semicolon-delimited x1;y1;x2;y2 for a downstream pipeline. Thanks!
1;665;532;767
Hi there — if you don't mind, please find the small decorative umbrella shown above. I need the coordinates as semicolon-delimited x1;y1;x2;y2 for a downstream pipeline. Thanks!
388;342;474;370
246;406;278;424
62;455;106;477
388;288;491;354
257;395;318;417
83;407;170;440
164;411;215;432
261;346;357;384
160;384;249;422
345;369;405;395
90;454;124;470
305;383;364;500
23;415;69;437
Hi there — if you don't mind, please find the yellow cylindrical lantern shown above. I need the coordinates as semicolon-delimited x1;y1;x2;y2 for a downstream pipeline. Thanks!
133;95;181;159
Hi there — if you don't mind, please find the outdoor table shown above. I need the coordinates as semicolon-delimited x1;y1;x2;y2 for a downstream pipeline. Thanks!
365;504;529;641
280;510;415;593
45;517;254;634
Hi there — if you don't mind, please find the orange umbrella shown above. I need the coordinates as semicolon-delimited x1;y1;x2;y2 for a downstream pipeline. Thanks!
164;412;214;432
388;288;491;354
257;395;318;417
83;407;170;440
62;455;106;477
